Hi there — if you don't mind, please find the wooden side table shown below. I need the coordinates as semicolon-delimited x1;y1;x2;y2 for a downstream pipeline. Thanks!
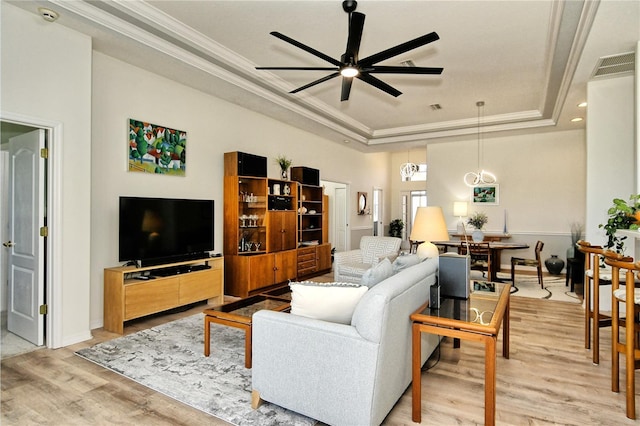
411;282;511;425
203;294;290;368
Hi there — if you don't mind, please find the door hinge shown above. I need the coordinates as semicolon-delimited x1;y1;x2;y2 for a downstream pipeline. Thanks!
40;226;48;237
40;148;48;159
39;304;48;315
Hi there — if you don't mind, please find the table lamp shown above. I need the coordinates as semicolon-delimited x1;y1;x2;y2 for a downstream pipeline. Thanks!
453;201;468;235
410;206;450;259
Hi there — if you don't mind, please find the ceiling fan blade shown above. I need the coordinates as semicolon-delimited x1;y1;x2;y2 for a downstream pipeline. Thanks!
356;73;402;97
256;67;340;71
359;32;440;66
364;65;443;75
270;32;342;67
345;12;365;61
341;77;353;101
290;72;341;94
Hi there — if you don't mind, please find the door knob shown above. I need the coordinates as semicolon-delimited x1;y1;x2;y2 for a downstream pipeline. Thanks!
3;241;15;248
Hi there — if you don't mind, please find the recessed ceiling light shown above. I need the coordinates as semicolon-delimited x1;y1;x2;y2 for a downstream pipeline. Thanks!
38;7;59;22
342;139;350;144
571;117;583;122
578;102;587;108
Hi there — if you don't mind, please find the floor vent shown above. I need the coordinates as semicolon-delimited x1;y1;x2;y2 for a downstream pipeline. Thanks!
591;52;635;78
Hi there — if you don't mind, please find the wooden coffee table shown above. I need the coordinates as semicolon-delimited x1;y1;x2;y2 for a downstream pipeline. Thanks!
411;281;510;425
203;294;290;368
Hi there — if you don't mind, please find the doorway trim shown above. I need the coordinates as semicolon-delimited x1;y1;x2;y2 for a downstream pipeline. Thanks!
1;111;63;349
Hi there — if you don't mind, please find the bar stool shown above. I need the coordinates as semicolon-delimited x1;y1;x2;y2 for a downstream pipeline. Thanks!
576;240;613;364
603;251;640;419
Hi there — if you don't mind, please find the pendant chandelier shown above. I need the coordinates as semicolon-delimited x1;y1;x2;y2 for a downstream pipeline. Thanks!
400;149;418;180
464;101;496;187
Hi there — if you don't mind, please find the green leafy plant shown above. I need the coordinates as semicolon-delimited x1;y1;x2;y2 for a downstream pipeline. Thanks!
467;211;488;230
275;155;292;171
599;194;640;253
389;219;404;238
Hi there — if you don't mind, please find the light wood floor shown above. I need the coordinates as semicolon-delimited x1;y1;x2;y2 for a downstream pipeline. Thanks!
2;293;640;425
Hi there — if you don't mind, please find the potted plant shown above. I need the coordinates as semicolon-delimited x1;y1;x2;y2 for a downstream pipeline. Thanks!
389;219;404;238
275;155;292;179
567;221;584;258
468;211;488;242
599;194;640;253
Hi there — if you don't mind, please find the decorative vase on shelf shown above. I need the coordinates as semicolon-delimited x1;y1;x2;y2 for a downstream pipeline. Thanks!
472;230;484;242
545;255;565;275
280;168;288;179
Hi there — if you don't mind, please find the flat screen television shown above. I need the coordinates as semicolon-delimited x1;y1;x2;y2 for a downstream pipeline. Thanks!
119;196;214;267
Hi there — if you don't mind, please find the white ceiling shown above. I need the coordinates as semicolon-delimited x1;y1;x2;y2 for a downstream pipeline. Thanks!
11;0;639;152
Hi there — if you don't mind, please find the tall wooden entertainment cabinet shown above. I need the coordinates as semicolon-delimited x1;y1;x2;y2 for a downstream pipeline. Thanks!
223;152;331;297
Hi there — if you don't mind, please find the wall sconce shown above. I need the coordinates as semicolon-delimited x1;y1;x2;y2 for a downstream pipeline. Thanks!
357;192;369;215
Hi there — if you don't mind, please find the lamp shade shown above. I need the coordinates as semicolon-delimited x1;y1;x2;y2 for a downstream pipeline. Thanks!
453;201;468;217
410;206;450;243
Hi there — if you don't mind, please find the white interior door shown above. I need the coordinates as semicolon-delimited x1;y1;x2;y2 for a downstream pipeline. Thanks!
373;188;383;236
335;187;347;252
6;129;45;345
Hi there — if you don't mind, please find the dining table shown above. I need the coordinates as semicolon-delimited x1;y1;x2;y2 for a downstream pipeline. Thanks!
433;240;530;282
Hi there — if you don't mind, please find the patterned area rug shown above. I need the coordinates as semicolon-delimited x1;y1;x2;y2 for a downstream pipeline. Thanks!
494;272;581;304
76;315;314;426
317;270;581;304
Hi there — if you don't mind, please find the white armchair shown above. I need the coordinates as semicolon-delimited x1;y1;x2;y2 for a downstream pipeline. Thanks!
334;236;402;283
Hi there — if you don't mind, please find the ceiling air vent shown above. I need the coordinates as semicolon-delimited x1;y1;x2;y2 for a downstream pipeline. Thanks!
591;52;635;78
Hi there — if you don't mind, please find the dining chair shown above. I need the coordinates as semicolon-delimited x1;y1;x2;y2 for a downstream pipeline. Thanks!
603;251;640;419
461;242;492;280
576;240;612;365
510;240;544;288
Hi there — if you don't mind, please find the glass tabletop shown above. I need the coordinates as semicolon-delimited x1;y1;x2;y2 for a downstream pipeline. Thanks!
415;281;510;326
205;294;290;321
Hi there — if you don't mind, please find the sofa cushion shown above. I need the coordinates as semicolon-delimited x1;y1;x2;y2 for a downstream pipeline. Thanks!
290;281;368;325
361;258;394;288
392;254;421;274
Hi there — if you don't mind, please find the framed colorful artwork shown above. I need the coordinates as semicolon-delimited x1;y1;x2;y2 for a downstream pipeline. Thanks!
128;118;186;176
472;184;499;205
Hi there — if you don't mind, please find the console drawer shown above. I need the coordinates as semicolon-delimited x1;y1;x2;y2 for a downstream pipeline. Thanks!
124;278;180;320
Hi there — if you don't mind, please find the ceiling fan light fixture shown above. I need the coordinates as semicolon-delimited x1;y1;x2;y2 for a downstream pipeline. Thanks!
340;66;359;78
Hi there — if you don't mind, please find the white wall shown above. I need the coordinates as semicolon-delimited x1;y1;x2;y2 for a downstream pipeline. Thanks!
90;52;389;328
390;129;587;265
585;74;635;245
1;3;93;347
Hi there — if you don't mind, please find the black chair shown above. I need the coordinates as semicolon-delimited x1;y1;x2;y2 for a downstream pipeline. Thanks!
460;242;491;279
511;240;544;288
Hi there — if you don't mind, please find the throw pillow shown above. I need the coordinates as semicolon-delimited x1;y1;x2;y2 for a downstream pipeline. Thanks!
290;281;368;325
377;251;399;264
360;257;393;288
392;254;421;274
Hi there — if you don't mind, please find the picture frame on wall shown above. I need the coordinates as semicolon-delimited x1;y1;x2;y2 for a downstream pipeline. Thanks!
128;118;187;176
472;184;499;205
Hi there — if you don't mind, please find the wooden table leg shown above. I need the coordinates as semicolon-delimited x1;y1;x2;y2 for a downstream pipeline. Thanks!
411;322;422;423
503;294;510;359
485;335;497;426
585;275;591;350
245;326;252;369
204;316;211;357
593;270;600;364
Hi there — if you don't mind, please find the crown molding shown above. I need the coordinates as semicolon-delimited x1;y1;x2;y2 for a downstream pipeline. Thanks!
45;0;594;149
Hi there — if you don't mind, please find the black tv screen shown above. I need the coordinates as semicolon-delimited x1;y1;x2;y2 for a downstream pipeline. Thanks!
119;196;214;266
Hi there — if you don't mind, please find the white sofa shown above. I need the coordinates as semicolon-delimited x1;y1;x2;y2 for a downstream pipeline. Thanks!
333;236;402;283
251;256;440;426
